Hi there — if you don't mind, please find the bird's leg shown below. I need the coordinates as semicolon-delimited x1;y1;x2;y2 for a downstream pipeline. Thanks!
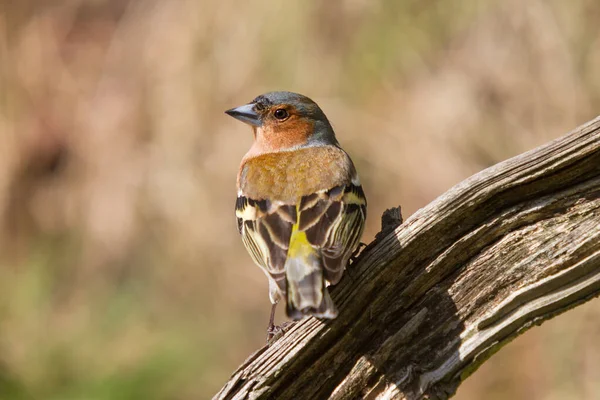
266;302;293;344
266;303;279;343
267;303;277;334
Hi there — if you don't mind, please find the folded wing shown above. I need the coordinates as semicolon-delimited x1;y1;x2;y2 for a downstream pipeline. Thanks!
235;183;366;316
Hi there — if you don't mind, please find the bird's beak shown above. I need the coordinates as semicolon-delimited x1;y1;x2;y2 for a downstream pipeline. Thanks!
225;103;262;127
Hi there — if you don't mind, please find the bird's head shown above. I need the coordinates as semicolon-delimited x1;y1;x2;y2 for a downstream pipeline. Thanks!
225;91;338;152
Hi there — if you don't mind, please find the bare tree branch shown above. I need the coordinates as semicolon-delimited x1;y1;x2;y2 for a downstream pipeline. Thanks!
215;116;600;400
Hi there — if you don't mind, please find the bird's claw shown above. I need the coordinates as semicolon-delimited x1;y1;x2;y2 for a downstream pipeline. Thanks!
350;242;368;265
266;321;292;344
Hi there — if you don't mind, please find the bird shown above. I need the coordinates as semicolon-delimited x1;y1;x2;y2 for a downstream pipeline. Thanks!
225;91;367;338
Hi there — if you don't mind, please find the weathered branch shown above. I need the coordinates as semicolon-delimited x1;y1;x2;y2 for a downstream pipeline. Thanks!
215;117;600;400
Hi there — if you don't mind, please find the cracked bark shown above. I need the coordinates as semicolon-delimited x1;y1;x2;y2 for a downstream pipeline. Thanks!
214;116;600;400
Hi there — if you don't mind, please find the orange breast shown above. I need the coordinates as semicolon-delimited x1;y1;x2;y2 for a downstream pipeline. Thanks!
238;146;355;203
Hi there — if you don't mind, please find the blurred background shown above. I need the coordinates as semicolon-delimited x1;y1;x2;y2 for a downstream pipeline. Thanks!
0;0;599;399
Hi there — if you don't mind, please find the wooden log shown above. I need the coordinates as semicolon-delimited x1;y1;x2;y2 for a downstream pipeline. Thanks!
215;116;600;400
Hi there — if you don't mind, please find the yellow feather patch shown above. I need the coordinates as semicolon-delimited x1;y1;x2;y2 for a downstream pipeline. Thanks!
343;191;367;205
236;205;257;220
287;228;313;261
287;203;315;262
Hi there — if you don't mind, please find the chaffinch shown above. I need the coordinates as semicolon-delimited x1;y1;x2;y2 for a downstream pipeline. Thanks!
226;92;367;335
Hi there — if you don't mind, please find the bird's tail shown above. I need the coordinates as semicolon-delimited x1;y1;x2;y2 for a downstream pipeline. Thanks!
284;228;338;320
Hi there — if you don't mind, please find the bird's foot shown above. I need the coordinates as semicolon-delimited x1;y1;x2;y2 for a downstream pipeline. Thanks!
349;242;368;265
266;321;292;345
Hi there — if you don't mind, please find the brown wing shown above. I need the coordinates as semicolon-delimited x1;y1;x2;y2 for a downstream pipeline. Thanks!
236;183;366;297
235;196;296;295
298;184;367;284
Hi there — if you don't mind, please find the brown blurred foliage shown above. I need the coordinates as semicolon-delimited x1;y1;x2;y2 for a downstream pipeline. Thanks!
0;0;599;399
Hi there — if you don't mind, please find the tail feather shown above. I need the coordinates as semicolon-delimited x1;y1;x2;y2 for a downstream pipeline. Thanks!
285;257;338;320
285;231;338;320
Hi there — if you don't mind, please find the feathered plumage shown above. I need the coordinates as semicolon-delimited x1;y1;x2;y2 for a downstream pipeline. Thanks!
226;91;366;322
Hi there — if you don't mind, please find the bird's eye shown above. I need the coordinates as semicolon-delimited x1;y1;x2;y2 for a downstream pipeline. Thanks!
273;108;289;120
